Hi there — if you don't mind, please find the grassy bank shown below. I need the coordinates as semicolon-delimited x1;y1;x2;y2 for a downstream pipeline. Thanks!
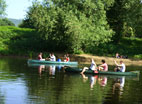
0;26;142;60
0;26;42;55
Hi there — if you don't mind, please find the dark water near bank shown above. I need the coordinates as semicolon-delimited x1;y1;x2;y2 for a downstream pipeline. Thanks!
0;57;142;104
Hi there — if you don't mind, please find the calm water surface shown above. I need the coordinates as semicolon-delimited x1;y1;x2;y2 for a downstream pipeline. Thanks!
0;57;142;104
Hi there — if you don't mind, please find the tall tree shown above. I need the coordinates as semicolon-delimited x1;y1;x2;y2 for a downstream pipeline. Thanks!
107;0;142;43
0;0;7;16
107;0;125;43
124;0;142;38
22;0;114;53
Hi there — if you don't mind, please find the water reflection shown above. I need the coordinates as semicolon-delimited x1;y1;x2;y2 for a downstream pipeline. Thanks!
81;74;108;90
38;65;45;77
113;77;125;95
0;57;142;104
49;65;56;75
28;63;66;77
81;73;136;99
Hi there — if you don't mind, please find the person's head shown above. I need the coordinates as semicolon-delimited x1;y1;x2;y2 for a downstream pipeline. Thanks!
39;52;42;55
101;59;105;63
66;54;69;57
120;60;123;64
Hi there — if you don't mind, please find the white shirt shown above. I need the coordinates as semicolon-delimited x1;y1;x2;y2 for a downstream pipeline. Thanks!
90;59;96;70
50;55;56;61
120;63;126;72
51;66;56;75
120;77;125;88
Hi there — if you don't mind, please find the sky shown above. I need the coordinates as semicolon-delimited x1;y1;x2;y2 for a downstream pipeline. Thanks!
5;0;33;19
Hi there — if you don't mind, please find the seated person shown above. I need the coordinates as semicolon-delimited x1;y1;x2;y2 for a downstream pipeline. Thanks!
38;52;45;61
116;53;120;58
81;59;97;74
98;60;108;72
64;54;70;62
114;60;126;72
49;53;56;61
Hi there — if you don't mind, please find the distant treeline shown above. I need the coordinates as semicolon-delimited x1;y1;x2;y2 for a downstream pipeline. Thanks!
0;18;15;26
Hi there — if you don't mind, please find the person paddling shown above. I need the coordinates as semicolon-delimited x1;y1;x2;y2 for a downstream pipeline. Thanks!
114;60;126;72
64;54;70;62
81;59;97;74
49;53;56;61
98;60;108;72
38;52;45;61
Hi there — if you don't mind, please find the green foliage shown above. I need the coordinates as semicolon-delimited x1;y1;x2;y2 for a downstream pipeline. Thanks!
1;0;141;60
21;0;114;53
0;0;7;16
0;18;15;26
91;37;142;59
0;26;41;55
134;54;142;60
124;0;142;38
107;0;142;43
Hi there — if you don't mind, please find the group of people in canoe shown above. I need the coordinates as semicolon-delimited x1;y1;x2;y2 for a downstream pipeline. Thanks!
80;59;126;74
38;52;70;62
37;52;126;73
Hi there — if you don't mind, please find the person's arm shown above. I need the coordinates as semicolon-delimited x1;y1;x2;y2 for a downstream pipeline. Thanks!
114;61;119;66
114;61;122;67
91;59;97;69
99;64;104;67
99;64;102;67
39;55;42;59
91;59;97;66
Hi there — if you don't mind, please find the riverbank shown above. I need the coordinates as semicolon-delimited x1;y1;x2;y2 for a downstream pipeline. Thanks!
72;54;142;66
1;53;142;66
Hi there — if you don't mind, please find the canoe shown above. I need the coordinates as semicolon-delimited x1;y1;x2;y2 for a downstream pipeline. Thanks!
65;67;140;76
28;63;65;67
27;59;78;65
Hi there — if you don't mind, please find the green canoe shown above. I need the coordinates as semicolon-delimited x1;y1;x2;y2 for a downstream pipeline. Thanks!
27;59;78;65
65;67;140;76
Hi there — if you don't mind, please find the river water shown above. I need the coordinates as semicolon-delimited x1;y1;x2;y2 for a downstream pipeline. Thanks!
0;57;142;104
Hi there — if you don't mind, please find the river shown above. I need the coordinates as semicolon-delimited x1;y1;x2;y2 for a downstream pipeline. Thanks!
0;57;142;104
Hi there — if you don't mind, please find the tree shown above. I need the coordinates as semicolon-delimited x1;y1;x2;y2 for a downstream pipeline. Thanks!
106;0;126;43
0;0;7;16
107;0;142;43
0;18;15;26
22;0;114;53
124;0;142;38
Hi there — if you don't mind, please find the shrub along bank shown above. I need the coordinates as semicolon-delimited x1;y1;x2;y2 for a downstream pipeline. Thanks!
0;26;42;55
0;26;142;60
91;37;142;59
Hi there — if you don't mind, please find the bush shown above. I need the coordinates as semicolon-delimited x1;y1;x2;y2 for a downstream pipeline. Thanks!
0;26;41;55
134;54;142;59
0;18;15;26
